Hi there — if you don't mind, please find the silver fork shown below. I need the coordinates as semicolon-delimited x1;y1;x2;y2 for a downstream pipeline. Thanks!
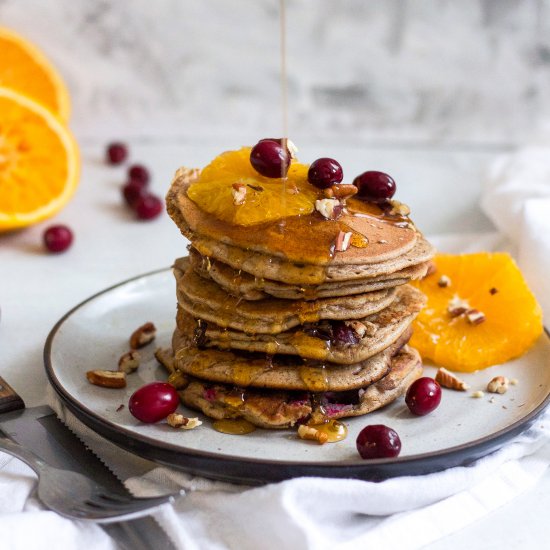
0;435;181;523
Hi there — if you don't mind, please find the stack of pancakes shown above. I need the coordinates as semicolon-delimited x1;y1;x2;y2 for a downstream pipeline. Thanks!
158;166;435;429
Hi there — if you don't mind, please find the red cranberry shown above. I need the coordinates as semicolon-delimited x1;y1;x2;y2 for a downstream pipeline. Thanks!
331;322;360;346
134;193;163;220
106;142;128;165
307;158;343;189
356;424;401;459
122;180;148;207
353;171;396;203
250;139;290;178
43;225;73;253
129;382;179;423
128;164;150;185
405;377;442;416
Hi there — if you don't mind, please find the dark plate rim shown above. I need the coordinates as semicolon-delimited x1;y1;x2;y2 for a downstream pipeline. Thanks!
44;267;550;482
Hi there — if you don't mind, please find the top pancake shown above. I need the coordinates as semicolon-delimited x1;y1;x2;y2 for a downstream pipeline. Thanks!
167;167;420;270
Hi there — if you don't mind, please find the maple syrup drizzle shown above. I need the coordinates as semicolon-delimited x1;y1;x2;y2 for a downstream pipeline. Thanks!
298;364;329;392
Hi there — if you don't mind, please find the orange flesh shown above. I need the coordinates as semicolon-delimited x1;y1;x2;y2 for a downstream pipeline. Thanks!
410;253;543;372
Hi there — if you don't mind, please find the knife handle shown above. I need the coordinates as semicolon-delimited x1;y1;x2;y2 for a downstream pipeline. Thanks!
0;376;25;413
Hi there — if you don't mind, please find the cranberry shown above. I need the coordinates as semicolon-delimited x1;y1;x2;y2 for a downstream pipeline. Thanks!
122;180;148;207
128;164;150;185
405;377;442;416
331;322;360;346
129;382;179;423
134;193;163;220
43;224;73;253
353;171;396;203
307;158;343;189
106;142;128;165
250;139;290;178
356;424;401;459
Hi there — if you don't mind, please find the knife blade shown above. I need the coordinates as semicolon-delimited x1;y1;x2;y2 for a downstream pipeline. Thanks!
0;376;175;550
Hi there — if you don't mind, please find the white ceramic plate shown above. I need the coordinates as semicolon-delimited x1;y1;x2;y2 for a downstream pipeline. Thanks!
45;268;550;483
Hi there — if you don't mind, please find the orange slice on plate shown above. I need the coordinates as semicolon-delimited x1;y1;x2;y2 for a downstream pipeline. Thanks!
0;87;79;232
0;27;70;121
410;252;543;372
187;147;317;226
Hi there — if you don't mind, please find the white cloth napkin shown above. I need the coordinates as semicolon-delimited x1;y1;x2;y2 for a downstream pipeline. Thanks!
2;147;550;549
481;145;550;317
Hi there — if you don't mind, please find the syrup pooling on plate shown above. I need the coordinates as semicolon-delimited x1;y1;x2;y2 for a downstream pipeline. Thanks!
213;418;257;435
308;419;348;443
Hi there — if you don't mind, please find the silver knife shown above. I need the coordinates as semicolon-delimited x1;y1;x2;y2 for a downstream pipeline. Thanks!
0;376;176;550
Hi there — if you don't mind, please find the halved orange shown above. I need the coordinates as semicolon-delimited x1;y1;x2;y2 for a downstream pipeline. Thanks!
0;27;70;121
410;253;543;372
0;87;79;232
187;147;317;226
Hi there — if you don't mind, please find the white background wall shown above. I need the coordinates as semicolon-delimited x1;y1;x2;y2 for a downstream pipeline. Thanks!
2;0;550;146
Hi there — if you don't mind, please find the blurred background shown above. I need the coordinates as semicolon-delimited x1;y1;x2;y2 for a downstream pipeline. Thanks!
3;0;550;147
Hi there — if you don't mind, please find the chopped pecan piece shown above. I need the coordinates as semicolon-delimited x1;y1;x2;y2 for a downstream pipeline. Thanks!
334;231;352;252
129;322;157;349
118;350;141;374
231;183;247;205
435;367;469;391
447;295;470;317
466;309;485;325
330;183;358;200
166;413;202;430
487;376;509;394
315;198;343;220
86;370;126;388
298;424;328;444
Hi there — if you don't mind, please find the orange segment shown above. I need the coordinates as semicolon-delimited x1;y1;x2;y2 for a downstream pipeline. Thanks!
411;253;543;372
187;147;317;225
0;87;79;231
0;28;70;121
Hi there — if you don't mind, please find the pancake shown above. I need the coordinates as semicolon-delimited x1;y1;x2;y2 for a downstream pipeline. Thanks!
175;259;397;334
168;326;412;391
167;168;418;270
187;249;430;301
157;344;422;429
176;284;425;364
189;232;435;286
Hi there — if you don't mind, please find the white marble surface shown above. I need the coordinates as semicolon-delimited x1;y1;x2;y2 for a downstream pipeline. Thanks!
2;0;550;144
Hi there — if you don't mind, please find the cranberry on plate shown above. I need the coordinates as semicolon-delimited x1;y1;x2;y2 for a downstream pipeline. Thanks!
405;377;442;416
356;424;402;459
129;382;179;423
